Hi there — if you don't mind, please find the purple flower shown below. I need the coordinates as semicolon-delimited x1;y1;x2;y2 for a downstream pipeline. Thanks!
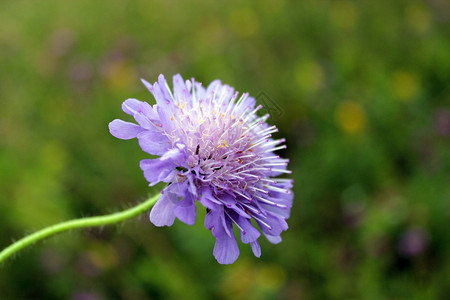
109;74;293;264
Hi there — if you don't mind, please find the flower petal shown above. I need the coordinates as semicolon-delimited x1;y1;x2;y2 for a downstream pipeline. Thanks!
256;213;288;236
166;181;189;200
221;213;233;238
174;194;196;225
213;233;240;264
139;147;186;186
250;240;261;257
141;78;153;93
133;103;160;129
205;206;226;238
265;234;282;244
137;130;170;156
156;105;176;134
206;79;222;95
109;119;144;140
199;187;220;210
173;74;190;103
150;192;176;227
238;216;261;244
122;98;142;115
158;74;173;102
140;159;175;186
260;203;291;219
194;81;206;100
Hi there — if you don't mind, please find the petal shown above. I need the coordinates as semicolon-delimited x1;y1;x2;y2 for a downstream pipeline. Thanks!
133;101;160;129
238;217;261;244
174;204;196;225
219;193;250;219
140;158;175;186
194;81;206;100
137;130;170;156
221;213;233;237
213;233;240;264
265;234;282;244
260;203;291;219
187;175;197;195
166;181;189;200
206;79;222;95
139;147;186;186
268;182;294;204
174;194;196;225
141;78;153;93
158;74;173;102
173;74;190;103
142;77;172;109
219;84;235;106
205;206;226;238
242;95;256;111
150;192;176;227
122;98;143;115
138;101;159;121
151;83;167;107
256;213;288;236
109;119;144;139
218;194;237;209
199;187;220;210
250;241;261;257
156;105;175;134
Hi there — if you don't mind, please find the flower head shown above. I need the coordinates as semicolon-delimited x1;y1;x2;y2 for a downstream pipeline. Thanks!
109;74;293;264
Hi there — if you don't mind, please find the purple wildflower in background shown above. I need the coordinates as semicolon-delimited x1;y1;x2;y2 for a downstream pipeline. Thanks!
109;74;293;264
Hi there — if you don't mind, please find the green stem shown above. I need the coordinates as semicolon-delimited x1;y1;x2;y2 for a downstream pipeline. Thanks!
0;194;159;265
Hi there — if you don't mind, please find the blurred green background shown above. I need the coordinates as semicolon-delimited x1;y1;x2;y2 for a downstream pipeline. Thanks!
1;0;449;299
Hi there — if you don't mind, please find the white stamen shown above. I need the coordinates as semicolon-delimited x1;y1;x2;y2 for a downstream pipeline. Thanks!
269;168;292;174
254;195;288;208
265;185;292;194
251;214;272;230
264;145;287;153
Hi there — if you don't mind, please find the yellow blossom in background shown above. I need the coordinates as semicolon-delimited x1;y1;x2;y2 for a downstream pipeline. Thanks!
295;60;324;94
104;60;137;93
392;71;420;102
330;0;358;30
87;242;119;271
262;0;286;13
335;100;365;134
220;260;287;300
229;8;260;38
406;3;431;35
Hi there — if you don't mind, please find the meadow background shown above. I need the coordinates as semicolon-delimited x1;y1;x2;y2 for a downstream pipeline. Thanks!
0;0;449;299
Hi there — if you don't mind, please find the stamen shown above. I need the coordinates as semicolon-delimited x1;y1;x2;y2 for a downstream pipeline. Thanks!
273;178;294;183
234;190;251;200
262;162;288;167
251;214;273;230
225;211;246;234
260;178;277;184
265;185;292;194
247;186;269;194
269;168;292;174
241;203;261;214
254;195;288;208
264;145;287;153
261;139;286;148
164;81;176;102
245;137;270;150
256;125;278;136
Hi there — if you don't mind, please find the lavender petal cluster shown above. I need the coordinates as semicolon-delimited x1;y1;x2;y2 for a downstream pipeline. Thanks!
109;74;293;264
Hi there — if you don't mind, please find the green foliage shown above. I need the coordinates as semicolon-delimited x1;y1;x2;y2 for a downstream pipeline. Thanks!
0;0;448;299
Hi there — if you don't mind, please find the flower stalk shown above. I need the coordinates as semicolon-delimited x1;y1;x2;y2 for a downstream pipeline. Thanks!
0;194;159;265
